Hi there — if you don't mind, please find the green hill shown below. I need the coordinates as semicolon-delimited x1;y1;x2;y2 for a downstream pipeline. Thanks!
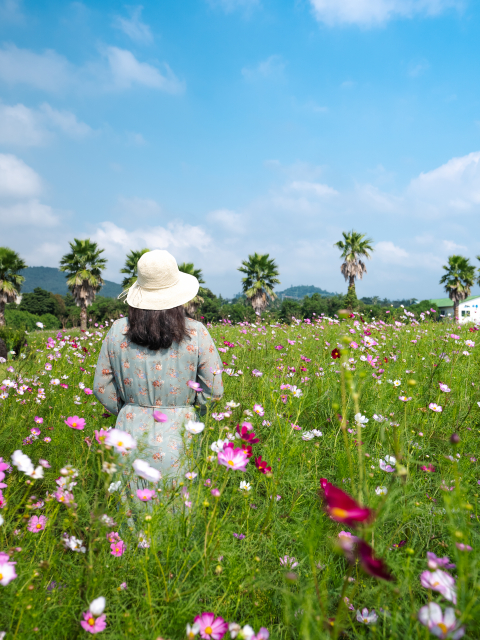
276;285;337;300
20;267;123;299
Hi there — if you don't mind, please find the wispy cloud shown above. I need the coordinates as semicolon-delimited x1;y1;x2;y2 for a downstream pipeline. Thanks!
0;153;42;198
112;6;153;45
309;0;463;27
242;55;285;81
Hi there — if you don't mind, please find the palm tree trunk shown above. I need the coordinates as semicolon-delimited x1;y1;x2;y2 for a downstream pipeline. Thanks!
0;300;5;327
349;275;356;290
80;305;87;331
454;302;459;323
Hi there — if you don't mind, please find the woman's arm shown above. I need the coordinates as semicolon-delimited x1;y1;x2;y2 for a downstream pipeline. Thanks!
93;331;124;416
195;325;224;408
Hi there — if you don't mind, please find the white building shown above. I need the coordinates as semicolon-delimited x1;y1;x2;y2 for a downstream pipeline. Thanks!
430;296;480;324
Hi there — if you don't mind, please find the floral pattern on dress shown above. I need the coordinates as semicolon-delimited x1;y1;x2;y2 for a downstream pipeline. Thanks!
93;317;223;479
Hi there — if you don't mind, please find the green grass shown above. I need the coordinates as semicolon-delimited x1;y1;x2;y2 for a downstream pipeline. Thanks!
0;315;479;639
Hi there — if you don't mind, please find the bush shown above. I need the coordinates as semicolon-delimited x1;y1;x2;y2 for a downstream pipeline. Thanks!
0;325;28;358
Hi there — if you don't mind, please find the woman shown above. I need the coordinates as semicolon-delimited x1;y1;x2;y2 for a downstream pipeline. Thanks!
93;250;223;479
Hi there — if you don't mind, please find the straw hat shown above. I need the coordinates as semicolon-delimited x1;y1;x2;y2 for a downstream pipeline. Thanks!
122;250;199;311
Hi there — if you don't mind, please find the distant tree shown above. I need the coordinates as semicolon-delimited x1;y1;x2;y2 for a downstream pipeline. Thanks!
238;253;280;316
120;249;150;289
0;247;27;327
19;288;56;316
178;262;206;318
300;293;328;320
440;255;475;322
59;239;107;331
334;231;374;304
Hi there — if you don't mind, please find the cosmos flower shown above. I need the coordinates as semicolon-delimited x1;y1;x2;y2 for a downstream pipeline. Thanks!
110;541;125;557
193;612;228;640
418;603;464;639
254;456;272;475
356;609;378;624
253;404;264;416
132;459;161;483
217;446;249;472
357;540;394;581
279;555;298;569
319;478;371;526
375;486;388;495
105;429;137;453
136;488;155;502
0;552;17;585
152;411;168;423
236;424;259;444
64;416;86;430
331;348;340;359
420;570;457;604
427;552;456;570
185;420;205;434
27;515;47;532
439;383;451;393
429;403;443;413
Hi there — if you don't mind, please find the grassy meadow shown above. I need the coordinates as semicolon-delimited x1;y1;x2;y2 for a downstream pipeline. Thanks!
0;311;479;639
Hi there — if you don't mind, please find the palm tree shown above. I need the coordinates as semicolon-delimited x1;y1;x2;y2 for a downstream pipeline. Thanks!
120;248;150;288
440;255;475;322
178;262;206;318
59;239;107;331
334;230;374;294
238;253;280;316
0;247;27;326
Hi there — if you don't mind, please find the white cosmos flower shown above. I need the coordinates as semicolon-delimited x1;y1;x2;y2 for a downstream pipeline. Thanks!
132;459;161;483
108;481;122;493
0;514;4;526
11;450;34;476
185;420;205;435
89;596;106;616
187;623;201;639
375;486;388;495
210;439;228;453
36;322;44;329
356;608;378;624
393;380;401;387
302;431;315;441
354;413;369;426
105;429;137;453
312;429;323;437
225;401;240;408
239;481;251;492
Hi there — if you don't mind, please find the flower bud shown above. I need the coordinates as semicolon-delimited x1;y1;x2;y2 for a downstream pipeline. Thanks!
450;433;460;445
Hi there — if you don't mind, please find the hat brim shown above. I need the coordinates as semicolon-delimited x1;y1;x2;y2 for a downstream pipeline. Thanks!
124;271;199;311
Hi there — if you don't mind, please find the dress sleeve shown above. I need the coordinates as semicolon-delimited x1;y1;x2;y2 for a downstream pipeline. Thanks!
93;331;124;416
195;325;224;409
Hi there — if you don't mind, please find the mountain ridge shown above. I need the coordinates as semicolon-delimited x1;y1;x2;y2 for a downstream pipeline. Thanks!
20;267;123;299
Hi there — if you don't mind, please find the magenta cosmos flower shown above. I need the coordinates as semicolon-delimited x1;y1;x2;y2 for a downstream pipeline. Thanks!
194;612;228;640
429;403;442;413
28;515;47;532
94;429;109;444
34;416;43;424
136;488;155;502
65;416;86;430
152;411;168;423
420;569;457;604
80;612;107;634
217;446;249;472
110;540;125;557
187;380;203;392
253;404;264;416
0;552;17;585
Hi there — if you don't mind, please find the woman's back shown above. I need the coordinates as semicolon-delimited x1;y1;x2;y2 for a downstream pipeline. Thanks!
93;316;223;475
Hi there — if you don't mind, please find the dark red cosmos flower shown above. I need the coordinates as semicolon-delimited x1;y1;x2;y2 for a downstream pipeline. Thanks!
239;444;253;458
384;357;388;363
102;412;112;418
82;347;88;353
357;540;394;581
255;456;272;474
319;479;371;527
331;348;340;359
364;330;371;336
236;424;259;444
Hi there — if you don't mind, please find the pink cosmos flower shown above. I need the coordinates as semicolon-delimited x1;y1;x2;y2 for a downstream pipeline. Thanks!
80;611;107;634
439;383;451;393
418;603;464;640
350;341;359;349
420;569;457;603
153;411;168;423
84;388;93;395
65;416;86;430
39;459;50;469
211;488;220;497
105;429;136;453
427;552;455;571
398;396;412;402
194;612;228;640
253;404;264;416
43;437;51;443
217;446;249;472
456;543;472;552
187;380;203;392
280;555;298;568
27;515;47;532
95;429;109;444
252;629;269;640
136;488;155;502
110;541;125;557
107;532;121;543
34;417;43;424
0;552;17;585
55;489;74;504
429;403;442;413
31;427;41;436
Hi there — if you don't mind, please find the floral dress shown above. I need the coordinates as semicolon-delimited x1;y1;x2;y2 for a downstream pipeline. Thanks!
93;317;223;479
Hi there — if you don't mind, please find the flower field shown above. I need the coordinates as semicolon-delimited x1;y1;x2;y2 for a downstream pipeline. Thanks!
1;311;480;639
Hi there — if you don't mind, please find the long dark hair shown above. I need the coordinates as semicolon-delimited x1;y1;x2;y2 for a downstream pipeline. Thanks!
127;305;190;350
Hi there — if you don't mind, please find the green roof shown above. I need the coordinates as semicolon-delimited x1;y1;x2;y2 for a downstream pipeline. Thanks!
429;295;480;308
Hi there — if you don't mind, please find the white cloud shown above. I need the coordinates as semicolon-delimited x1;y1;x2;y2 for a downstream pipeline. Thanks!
105;47;185;93
117;196;162;218
0;0;24;23
242;55;285;81
442;239;467;253
112;6;153;44
309;0;461;27
207;208;245;233
408;151;480;214
0;153;42;198
375;240;409;263
0;102;92;146
289;181;338;197
0;44;71;92
0;199;59;227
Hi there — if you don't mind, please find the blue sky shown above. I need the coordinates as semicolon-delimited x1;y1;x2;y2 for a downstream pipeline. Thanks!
1;0;480;299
